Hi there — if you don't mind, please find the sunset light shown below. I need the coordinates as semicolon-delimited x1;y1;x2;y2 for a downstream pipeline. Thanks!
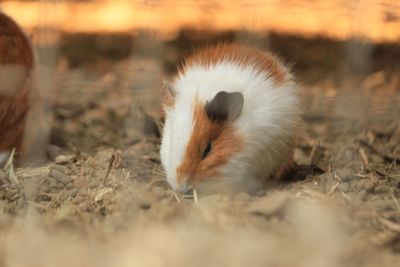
2;0;400;42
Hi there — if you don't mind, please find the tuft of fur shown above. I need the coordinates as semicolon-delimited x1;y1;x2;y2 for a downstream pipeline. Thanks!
0;13;33;161
160;43;300;194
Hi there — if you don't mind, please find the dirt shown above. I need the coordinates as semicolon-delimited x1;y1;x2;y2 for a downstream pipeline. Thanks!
1;34;400;266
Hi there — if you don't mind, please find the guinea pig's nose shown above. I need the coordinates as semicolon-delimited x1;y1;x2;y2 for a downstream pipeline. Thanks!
179;180;193;196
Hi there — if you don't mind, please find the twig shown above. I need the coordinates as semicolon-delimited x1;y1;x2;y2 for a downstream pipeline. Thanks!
27;200;48;211
3;148;14;170
308;142;320;166
368;165;397;182
359;148;369;168
340;191;352;202
391;195;400;211
327;181;340;196
357;147;397;181
103;153;116;185
4;148;20;188
170;190;181;203
359;139;400;164
378;217;400;233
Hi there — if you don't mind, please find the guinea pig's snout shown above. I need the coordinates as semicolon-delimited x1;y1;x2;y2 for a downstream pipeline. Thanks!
178;179;193;195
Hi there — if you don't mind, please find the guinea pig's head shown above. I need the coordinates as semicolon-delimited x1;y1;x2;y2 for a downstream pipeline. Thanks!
160;84;245;194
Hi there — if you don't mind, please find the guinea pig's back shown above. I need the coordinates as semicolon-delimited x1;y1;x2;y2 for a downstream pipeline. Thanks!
0;13;33;154
183;43;289;85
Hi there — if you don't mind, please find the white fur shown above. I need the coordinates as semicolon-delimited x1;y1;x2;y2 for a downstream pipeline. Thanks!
160;58;300;193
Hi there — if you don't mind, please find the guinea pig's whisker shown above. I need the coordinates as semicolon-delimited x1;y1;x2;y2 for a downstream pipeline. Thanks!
182;193;194;199
193;189;199;205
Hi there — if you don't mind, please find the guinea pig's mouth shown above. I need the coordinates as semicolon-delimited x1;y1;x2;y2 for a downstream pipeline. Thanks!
178;176;223;198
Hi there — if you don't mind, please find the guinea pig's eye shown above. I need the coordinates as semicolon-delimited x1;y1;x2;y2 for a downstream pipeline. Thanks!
201;142;212;159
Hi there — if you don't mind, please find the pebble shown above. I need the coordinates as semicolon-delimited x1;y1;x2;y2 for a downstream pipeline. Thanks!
88;149;115;167
65;183;75;190
46;177;57;187
47;145;63;161
88;179;100;189
67;188;79;198
53;182;65;190
55;154;76;165
335;168;357;182
338;182;350;193
357;179;375;192
40;183;50;193
53;165;70;175
49;168;72;185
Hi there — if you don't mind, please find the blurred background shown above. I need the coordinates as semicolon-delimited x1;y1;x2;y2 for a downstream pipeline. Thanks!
1;0;399;162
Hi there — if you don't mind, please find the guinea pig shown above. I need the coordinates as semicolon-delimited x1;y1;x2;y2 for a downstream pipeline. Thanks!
160;43;300;195
0;12;33;164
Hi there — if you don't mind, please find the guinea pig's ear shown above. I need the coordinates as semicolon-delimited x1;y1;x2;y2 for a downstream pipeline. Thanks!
206;91;244;122
162;81;176;107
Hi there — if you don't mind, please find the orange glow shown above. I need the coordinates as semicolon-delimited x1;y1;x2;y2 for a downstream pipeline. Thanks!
2;0;400;42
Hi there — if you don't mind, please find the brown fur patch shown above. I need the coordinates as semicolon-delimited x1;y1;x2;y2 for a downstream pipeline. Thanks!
0;13;33;153
0;13;34;68
183;43;287;85
176;101;244;186
0;87;30;152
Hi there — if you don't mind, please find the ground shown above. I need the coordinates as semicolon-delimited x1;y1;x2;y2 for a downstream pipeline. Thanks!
0;32;400;266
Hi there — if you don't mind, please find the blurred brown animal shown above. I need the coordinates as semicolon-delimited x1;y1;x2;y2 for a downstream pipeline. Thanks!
0;12;33;159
